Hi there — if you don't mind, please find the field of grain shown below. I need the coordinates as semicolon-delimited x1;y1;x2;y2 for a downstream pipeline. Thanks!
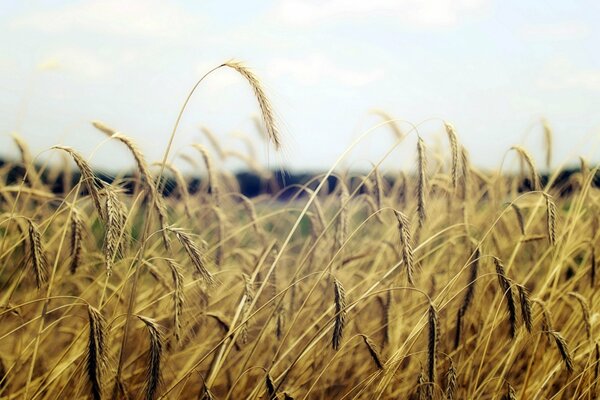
0;62;598;399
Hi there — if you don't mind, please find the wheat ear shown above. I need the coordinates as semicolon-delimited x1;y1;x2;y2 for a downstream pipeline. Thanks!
549;330;574;374
168;227;215;286
544;192;557;246
27;220;48;289
428;303;439;387
493;257;517;338
360;334;385;370
416;137;427;227
394;210;415;285
332;277;347;351
53;146;104;219
511;146;541;191
444;358;457;400
86;305;108;400
542;118;553;170
69;207;83;274
137;315;164;399
223;61;280;150
517;284;533;333
455;248;480;348
167;259;184;344
567;292;592;341
444;122;460;189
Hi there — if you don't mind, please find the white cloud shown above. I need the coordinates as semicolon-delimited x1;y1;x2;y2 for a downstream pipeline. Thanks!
267;54;385;86
522;21;590;40
537;59;600;91
10;0;200;39
272;0;486;28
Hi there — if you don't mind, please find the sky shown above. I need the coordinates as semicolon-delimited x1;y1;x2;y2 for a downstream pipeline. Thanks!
1;0;599;174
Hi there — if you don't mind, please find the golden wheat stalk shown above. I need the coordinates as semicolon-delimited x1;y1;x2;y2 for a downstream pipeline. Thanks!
332;277;347;351
567;292;592;341
444;122;460;190
27;220;48;289
416;137;427;227
444;358;457;400
166;259;185;344
455;248;480;348
493;257;517;338
548;330;574;374
428;303;439;387
68;207;83;274
542;118;553;170
137;315;164;399
86;305;108;400
359;334;385;370
544;192;557;246
510;204;526;236
394;210;415;285
511;146;541;191
516;284;533;333
53;146;105;219
168;227;215;286
223;62;280;150
101;186;127;276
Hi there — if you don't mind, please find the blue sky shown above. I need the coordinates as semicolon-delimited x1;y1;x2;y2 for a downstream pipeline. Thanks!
1;0;599;173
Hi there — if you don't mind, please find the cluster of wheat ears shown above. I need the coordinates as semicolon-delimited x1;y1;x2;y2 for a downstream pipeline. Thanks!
0;61;598;400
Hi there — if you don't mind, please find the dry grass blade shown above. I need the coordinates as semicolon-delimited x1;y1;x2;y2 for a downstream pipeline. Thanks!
332;277;347;351
594;342;599;395
415;368;426;400
223;61;280;150
200;126;226;159
336;180;349;252
360;334;385;370
137;315;165;400
591;245;596;288
168;227;215;286
275;305;286;340
12;134;42;188
86;305;108;400
394;210;415;285
373;166;384;212
199;383;214;400
152;161;192;218
533;299;554;340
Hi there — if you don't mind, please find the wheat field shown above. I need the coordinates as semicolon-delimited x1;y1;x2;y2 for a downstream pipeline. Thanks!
0;62;598;400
